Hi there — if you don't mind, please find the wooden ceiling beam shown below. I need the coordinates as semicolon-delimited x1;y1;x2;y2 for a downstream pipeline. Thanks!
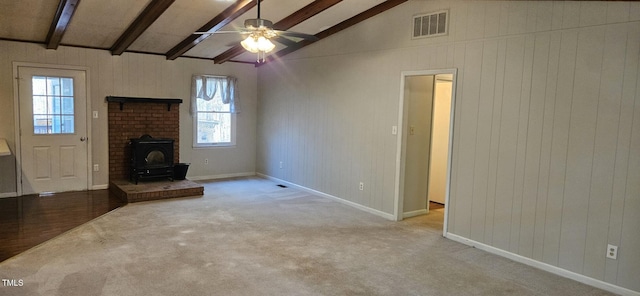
165;0;255;60
45;0;81;49
272;0;342;31
214;0;342;64
263;0;408;64
110;0;175;56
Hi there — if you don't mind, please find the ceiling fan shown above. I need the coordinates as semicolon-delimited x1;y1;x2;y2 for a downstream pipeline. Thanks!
196;0;319;62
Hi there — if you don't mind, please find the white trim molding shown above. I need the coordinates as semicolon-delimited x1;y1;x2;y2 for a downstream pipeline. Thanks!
445;233;640;296
258;173;396;221
403;209;427;219
188;172;256;181
92;184;109;190
0;192;18;198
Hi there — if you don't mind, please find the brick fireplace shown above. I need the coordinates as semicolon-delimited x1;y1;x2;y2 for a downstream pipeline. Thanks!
107;96;203;202
107;97;180;181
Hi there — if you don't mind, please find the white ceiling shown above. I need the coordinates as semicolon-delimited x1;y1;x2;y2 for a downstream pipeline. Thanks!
0;0;397;64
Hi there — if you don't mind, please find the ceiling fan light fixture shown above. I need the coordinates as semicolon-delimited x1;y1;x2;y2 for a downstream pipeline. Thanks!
241;33;275;54
256;36;275;52
241;35;260;53
241;15;277;61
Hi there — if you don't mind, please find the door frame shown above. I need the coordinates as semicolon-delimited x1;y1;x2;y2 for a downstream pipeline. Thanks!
394;69;457;237
12;62;93;196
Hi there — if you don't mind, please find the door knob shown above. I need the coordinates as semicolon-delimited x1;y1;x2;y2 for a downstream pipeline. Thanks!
80;137;87;142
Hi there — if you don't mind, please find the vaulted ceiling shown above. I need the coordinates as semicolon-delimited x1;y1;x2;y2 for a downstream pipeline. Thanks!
0;0;408;65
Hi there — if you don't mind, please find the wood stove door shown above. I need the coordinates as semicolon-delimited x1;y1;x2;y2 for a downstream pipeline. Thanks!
17;66;89;194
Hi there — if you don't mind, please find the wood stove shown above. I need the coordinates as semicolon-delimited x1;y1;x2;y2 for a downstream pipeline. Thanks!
130;135;174;184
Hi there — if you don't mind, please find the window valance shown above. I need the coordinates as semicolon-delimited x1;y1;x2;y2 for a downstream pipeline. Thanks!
191;75;238;114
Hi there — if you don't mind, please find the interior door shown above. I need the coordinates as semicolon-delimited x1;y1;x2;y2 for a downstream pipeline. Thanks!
18;66;88;194
402;75;434;216
427;76;453;205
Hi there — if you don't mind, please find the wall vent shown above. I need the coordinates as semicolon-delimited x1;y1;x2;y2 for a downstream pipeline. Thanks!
413;10;448;39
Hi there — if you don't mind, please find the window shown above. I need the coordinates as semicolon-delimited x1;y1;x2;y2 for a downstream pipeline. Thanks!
32;76;75;134
192;75;238;147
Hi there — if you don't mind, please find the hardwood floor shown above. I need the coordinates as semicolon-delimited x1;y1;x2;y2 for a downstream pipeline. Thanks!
429;201;445;210
0;190;125;262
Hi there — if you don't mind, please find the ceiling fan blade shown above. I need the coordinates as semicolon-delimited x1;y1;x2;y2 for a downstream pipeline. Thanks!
194;30;250;35
275;30;319;41
272;36;298;47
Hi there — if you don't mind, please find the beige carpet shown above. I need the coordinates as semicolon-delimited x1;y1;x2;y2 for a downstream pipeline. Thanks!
0;177;613;296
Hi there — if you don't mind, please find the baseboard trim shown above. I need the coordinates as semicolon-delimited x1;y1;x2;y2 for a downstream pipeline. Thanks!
403;209;427;219
188;172;256;181
0;192;18;198
445;233;639;296
92;184;109;190
257;173;395;221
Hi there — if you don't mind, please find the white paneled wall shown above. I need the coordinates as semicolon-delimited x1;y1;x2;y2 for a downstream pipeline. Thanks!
257;1;640;293
0;41;257;191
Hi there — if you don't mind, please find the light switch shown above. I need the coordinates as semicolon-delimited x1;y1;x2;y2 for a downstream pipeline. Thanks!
92;111;99;119
392;126;398;135
410;126;415;135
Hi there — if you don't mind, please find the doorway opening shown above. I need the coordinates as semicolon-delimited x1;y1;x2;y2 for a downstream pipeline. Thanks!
394;69;456;236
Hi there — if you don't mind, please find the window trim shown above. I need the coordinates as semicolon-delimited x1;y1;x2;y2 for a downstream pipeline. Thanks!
191;75;238;148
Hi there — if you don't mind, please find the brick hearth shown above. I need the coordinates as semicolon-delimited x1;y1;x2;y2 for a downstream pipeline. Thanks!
110;179;204;203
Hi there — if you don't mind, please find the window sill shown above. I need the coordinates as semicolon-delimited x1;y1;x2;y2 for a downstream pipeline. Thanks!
193;144;236;149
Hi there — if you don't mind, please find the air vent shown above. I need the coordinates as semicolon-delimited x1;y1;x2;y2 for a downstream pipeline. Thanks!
413;10;448;38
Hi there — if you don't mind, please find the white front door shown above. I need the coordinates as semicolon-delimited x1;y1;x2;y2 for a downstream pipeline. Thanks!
18;66;89;194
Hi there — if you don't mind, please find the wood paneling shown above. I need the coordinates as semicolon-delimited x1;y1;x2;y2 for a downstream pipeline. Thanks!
256;1;640;292
615;21;640;289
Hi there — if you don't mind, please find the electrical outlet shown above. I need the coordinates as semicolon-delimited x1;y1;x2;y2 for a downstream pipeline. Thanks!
606;244;618;260
93;164;99;172
205;158;209;165
359;182;364;191
279;161;283;169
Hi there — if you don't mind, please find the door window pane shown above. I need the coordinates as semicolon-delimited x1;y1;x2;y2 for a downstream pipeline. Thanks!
32;76;75;134
32;77;47;95
61;116;75;133
61;78;73;96
33;115;51;134
33;96;47;114
61;97;74;114
47;77;61;96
